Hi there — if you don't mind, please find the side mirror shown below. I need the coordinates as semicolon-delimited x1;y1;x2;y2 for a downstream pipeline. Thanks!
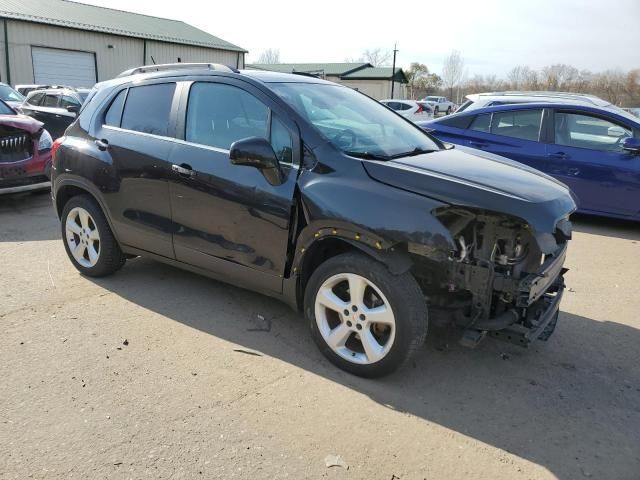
229;136;283;185
66;105;80;115
622;137;640;154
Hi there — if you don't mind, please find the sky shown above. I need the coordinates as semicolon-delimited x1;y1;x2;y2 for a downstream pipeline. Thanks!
79;0;640;77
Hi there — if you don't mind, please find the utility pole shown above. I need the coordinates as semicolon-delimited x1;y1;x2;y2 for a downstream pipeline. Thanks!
390;42;398;99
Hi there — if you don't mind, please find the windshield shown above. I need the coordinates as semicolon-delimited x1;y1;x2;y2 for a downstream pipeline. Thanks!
0;85;25;103
426;96;439;102
0;100;15;115
270;83;440;158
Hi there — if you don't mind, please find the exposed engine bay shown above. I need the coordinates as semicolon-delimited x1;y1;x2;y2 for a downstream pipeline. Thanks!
411;208;570;347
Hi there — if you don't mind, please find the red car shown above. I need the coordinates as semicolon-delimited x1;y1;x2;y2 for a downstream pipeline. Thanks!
0;100;53;194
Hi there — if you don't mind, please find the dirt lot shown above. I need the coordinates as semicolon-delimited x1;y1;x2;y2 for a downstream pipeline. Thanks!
1;192;639;480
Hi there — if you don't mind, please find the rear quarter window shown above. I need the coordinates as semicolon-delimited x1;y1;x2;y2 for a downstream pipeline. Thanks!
121;83;176;137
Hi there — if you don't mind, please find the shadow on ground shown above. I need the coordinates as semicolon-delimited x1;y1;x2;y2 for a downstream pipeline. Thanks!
91;257;640;480
571;213;640;241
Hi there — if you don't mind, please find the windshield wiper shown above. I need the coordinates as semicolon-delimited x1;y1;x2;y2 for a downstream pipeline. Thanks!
344;151;391;161
389;147;438;159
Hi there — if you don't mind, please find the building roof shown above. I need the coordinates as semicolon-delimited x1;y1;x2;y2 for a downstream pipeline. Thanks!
248;63;371;77
248;63;407;83
0;0;247;52
341;67;407;83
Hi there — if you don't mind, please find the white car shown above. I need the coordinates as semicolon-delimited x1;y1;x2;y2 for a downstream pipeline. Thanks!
380;99;434;122
422;96;455;115
456;91;626;114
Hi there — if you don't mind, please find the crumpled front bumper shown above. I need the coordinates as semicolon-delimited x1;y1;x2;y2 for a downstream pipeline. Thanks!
489;274;565;347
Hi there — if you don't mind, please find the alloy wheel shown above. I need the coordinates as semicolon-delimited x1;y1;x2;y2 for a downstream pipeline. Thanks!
314;273;396;364
65;206;100;268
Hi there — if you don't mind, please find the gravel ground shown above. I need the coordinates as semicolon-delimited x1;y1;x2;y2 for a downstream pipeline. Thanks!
1;192;639;480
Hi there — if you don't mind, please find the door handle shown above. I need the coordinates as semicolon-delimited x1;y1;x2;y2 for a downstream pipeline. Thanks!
172;163;196;177
468;140;488;148
547;152;568;159
95;139;109;151
567;167;580;176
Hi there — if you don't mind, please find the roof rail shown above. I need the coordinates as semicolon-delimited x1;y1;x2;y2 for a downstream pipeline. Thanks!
116;63;235;78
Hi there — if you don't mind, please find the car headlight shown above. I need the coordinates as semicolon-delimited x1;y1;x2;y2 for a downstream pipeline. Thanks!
38;129;53;151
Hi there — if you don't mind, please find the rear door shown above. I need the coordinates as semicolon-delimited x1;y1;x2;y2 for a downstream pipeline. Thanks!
546;109;639;216
96;82;178;258
462;107;549;170
168;79;300;294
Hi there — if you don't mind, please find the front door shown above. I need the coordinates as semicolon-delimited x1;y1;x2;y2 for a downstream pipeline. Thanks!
546;109;640;217
168;80;299;294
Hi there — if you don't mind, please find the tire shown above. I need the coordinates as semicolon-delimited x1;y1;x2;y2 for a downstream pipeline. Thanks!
61;194;125;277
434;107;439;116
446;107;452;115
304;252;428;377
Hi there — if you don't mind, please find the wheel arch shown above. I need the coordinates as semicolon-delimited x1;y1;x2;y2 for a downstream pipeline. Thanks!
291;223;414;311
54;178;119;243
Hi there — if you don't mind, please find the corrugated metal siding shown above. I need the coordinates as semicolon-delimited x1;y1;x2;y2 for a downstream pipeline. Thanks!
3;20;143;84
145;41;242;69
0;20;246;85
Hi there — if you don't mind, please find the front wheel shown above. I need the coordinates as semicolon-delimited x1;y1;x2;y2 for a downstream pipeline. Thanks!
434;107;440;116
61;195;125;277
304;252;428;377
446;107;452;115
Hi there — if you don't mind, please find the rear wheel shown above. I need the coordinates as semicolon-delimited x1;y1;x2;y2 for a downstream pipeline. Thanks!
446;106;452;115
61;195;125;277
434;106;440;116
304;252;428;377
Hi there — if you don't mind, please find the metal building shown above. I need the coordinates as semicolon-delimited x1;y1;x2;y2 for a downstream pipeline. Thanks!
0;0;246;87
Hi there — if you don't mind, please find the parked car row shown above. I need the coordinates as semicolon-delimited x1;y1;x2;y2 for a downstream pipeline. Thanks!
20;87;91;139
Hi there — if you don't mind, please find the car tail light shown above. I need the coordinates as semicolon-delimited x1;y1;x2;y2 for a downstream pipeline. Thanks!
51;136;65;167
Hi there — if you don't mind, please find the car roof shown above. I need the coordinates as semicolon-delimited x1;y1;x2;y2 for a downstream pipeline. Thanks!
467;91;610;107
435;102;640;126
91;66;340;100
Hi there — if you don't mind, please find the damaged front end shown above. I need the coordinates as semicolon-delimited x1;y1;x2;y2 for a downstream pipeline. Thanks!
412;207;572;348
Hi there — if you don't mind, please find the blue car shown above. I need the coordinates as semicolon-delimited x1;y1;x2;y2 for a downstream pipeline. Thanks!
419;103;640;220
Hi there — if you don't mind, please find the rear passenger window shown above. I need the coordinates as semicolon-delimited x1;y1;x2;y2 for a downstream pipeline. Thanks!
491;109;542;141
42;94;59;108
104;90;127;127
185;82;269;150
121;83;175;136
469;114;491;132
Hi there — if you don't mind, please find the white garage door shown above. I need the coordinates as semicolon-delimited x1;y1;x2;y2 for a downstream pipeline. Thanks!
32;47;96;87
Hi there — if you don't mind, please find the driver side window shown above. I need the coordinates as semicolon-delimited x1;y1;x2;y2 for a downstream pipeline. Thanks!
555;112;631;152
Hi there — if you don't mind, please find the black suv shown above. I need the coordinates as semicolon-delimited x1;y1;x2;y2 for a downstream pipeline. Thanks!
20;87;90;139
51;63;576;377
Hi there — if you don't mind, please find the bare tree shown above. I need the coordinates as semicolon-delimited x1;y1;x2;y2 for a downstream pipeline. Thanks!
405;62;428;99
507;65;538;90
441;50;465;100
540;64;579;90
256;48;281;64
363;48;392;66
